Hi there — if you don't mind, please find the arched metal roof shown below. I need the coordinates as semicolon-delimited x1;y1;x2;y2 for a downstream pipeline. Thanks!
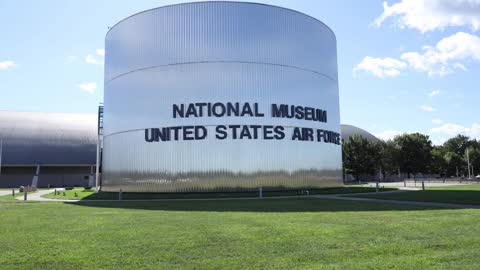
0;111;97;165
341;124;380;142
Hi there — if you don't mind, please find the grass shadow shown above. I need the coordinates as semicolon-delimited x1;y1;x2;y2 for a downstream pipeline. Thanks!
66;196;460;212
48;187;396;201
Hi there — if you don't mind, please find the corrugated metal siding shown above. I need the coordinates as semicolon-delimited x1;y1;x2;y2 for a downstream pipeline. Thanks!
105;2;337;83
103;2;342;192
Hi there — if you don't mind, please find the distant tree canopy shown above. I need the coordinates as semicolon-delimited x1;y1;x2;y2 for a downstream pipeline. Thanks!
392;133;433;177
342;135;381;180
342;133;479;180
443;135;471;156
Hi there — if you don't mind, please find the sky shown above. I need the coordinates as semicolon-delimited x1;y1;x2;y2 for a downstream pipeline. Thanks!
0;0;479;144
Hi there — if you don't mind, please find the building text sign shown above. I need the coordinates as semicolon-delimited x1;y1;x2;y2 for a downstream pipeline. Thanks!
144;102;340;144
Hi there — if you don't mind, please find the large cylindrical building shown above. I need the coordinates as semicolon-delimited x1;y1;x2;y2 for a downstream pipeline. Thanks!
102;2;342;192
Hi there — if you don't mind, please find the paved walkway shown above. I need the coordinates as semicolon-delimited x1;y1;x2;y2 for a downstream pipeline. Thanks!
362;181;479;188
9;188;479;209
0;189;17;196
14;188;78;202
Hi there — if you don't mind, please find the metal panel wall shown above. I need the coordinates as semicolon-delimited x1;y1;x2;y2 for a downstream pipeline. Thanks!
0;111;97;165
103;2;342;192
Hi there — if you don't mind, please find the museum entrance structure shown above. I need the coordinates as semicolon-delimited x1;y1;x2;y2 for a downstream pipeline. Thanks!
102;2;343;192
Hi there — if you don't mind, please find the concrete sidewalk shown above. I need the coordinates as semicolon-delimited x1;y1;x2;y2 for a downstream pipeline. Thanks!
0;189;17;196
361;181;479;188
14;188;74;202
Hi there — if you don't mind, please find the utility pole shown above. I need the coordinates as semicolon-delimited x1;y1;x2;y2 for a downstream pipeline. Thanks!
467;148;472;179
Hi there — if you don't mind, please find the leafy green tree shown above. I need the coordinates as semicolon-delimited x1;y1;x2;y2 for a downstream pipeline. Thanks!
444;151;463;176
379;140;400;176
442;135;478;177
392;133;433;178
342;135;382;181
443;135;472;156
465;144;480;177
430;145;447;176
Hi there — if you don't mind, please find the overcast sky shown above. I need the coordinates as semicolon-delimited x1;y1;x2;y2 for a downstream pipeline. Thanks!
1;0;479;144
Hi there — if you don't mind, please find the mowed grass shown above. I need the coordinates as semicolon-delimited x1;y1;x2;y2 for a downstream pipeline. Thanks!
42;186;396;200
1;198;480;269
351;184;480;205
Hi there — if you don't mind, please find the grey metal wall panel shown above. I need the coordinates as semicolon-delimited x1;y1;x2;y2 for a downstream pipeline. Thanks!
0;111;97;165
103;2;342;192
105;2;337;82
341;124;380;142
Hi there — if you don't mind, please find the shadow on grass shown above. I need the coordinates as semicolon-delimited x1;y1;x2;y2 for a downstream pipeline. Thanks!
66;196;460;212
59;187;397;201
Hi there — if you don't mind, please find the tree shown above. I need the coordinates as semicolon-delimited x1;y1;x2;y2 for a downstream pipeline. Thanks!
342;135;382;181
379;140;400;176
465;144;480;177
443;135;472;156
444;151;463;176
392;133;433;178
430;145;447;176
442;135;477;177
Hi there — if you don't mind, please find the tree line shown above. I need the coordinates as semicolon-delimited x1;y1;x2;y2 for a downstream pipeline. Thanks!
342;133;480;181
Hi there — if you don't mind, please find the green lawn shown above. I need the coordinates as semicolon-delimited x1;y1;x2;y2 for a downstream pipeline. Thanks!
350;184;480;205
0;194;18;201
41;186;396;200
0;198;479;269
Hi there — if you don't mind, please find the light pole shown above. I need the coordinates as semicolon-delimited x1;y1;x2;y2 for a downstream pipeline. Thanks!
95;134;100;190
467;148;472;180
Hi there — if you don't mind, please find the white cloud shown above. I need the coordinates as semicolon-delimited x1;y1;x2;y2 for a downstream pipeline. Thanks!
430;122;480;139
432;119;443;124
375;130;405;141
354;56;407;78
78;82;97;94
374;0;480;33
96;48;105;57
356;32;480;77
453;63;467;71
420;105;435;112
400;32;480;76
429;90;440;97
0;60;15;70
85;48;105;65
431;136;449;146
85;54;103;65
